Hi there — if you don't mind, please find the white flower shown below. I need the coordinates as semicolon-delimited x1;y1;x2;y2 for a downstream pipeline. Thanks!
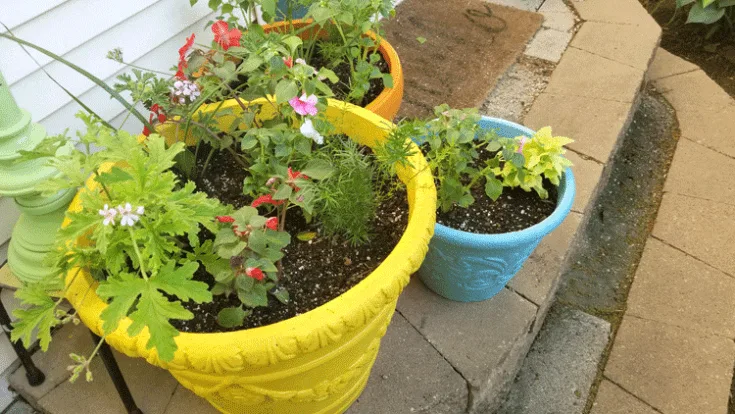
98;204;117;226
117;203;144;227
300;118;324;145
170;80;200;105
295;58;307;65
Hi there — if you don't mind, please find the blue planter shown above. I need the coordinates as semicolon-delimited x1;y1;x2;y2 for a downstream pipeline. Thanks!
275;0;308;20
418;117;575;302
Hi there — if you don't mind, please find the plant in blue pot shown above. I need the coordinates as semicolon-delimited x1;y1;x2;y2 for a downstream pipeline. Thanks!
405;105;575;302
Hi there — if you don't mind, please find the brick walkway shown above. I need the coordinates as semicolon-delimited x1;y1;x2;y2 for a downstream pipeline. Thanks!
591;48;735;414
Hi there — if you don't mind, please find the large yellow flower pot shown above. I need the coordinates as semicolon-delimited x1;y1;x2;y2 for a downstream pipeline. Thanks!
64;100;435;413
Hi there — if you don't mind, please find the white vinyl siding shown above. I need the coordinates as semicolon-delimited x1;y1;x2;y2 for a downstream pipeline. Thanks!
0;0;218;252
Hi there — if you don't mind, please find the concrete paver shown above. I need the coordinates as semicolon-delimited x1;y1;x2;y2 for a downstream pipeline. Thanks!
396;279;537;412
487;0;544;11
4;400;38;414
648;48;698;81
523;92;632;163
9;323;94;403
570;21;661;71
653;193;735;277
590;380;659;414
37;350;178;414
508;212;582;305
544;47;644;103
570;0;657;26
653;69;734;112
604;316;734;414
163;385;218;414
665;138;735;206
670;104;735;159
627;238;735;338
524;28;573;63
538;0;576;32
539;11;575;32
348;314;468;414
565;152;603;213
498;305;610;414
539;0;573;13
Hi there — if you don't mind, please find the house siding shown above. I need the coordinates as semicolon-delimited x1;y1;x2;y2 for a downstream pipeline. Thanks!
0;0;218;256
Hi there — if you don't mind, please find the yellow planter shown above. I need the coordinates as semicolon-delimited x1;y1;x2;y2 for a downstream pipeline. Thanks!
64;100;436;413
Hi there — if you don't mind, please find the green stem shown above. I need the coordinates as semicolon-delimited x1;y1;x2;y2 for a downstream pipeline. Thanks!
128;229;149;281
331;21;355;74
201;147;216;177
0;33;154;132
92;170;113;201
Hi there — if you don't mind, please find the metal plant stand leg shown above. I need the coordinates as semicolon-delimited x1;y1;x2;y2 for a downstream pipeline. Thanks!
89;331;143;414
0;286;45;386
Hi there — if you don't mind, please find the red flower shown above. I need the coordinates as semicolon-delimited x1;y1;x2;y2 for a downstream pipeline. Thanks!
265;217;279;230
212;21;241;51
216;215;235;223
286;167;308;192
176;33;196;80
283;56;293;68
151;104;166;123
179;33;195;61
142;105;166;137
251;194;285;208
245;267;264;281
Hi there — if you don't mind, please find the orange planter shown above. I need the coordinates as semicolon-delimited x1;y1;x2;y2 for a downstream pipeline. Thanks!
264;20;403;121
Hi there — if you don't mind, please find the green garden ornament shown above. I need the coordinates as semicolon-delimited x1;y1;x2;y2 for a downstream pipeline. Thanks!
0;70;76;283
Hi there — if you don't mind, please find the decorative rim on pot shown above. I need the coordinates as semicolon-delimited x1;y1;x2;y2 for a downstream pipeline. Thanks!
264;19;404;120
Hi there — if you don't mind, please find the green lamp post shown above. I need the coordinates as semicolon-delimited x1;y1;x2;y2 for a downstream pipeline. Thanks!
0;70;76;283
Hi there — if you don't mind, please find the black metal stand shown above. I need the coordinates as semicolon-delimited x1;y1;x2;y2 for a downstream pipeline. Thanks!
89;331;143;414
0;285;45;386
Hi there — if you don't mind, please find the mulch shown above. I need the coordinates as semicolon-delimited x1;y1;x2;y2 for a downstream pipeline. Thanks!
383;0;543;118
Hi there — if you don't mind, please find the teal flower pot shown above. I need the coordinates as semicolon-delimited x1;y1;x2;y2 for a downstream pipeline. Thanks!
417;117;575;302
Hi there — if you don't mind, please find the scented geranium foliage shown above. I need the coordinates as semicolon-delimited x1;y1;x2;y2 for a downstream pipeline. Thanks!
11;116;228;379
406;105;573;213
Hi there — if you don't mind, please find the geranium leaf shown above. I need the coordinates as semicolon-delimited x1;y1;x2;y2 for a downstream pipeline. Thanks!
150;261;211;303
217;306;249;328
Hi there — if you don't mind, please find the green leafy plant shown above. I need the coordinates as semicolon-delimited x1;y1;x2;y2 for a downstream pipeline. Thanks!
185;0;395;106
2;14;414;385
406;105;572;213
11;115;227;375
676;0;735;31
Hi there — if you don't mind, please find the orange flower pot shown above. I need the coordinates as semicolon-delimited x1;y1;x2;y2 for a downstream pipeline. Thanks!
264;20;403;121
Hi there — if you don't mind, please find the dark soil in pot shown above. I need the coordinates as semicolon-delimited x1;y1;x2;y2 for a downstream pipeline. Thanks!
434;148;559;234
219;48;390;108
436;182;558;234
171;145;409;333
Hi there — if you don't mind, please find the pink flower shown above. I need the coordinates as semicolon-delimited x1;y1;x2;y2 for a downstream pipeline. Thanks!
516;137;530;154
283;56;293;68
245;267;264;281
288;94;318;116
212;21;241;51
216;215;235;223
265;217;279;230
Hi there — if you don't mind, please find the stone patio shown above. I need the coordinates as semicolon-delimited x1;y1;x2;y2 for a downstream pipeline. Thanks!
6;0;733;413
